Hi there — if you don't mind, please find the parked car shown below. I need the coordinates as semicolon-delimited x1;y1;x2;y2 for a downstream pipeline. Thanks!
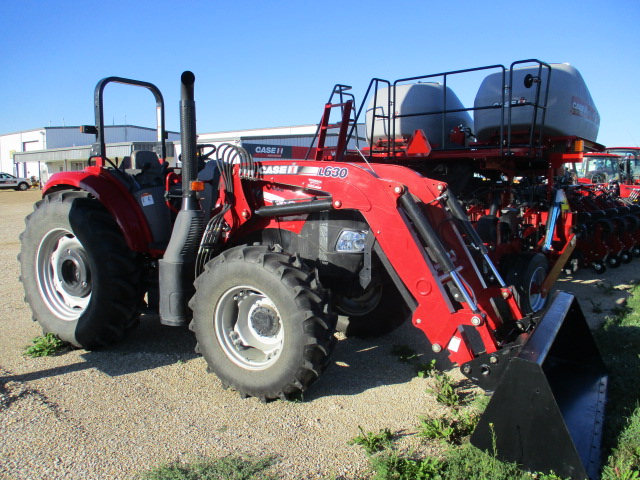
0;172;31;191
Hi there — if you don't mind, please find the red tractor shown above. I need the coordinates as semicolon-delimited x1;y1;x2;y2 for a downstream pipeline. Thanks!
606;147;640;200
571;152;622;185
19;71;606;479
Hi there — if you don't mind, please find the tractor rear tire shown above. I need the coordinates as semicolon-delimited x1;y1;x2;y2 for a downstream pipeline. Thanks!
189;245;336;401
19;190;142;349
503;253;549;314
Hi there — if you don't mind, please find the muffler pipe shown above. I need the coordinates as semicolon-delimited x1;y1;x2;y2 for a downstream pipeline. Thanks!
159;71;205;326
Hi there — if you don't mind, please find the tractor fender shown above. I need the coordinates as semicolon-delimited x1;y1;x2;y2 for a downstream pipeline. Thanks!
43;168;154;253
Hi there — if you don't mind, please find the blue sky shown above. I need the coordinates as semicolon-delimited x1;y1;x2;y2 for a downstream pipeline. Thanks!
1;0;638;147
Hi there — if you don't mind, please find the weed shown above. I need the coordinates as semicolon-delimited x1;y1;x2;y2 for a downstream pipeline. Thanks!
429;373;461;407
391;344;419;363
136;455;276;480
417;416;456;442
416;359;437;378
417;409;478;445
590;299;603;313
349;426;394;455
23;333;67;357
369;450;443;480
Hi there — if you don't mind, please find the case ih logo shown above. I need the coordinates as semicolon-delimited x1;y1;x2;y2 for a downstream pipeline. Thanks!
255;146;284;155
259;165;301;175
570;96;600;124
245;143;292;158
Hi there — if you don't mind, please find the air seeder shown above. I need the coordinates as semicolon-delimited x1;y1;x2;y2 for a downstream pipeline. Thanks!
20;66;607;479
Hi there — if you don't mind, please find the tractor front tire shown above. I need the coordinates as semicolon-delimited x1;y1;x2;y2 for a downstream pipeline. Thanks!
19;191;142;349
190;245;336;401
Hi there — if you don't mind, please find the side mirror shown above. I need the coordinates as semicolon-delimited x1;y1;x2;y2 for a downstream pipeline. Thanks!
80;125;98;135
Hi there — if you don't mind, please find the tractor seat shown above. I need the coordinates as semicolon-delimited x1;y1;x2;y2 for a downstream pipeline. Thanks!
130;150;167;187
132;150;162;170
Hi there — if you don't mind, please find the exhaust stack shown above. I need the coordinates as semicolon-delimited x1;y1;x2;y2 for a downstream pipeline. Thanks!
159;71;205;326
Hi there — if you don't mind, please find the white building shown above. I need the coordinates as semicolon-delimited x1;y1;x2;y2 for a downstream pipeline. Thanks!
1;126;180;182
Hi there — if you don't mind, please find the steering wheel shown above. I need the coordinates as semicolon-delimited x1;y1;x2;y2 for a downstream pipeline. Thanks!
197;144;217;161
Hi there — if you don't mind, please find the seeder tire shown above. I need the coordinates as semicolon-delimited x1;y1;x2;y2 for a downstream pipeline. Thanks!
607;254;621;269
19;190;142;349
504;253;549;314
620;250;633;264
592;260;607;274
190;245;336;401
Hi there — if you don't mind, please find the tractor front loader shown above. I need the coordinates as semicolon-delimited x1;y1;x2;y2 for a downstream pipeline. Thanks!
19;71;607;479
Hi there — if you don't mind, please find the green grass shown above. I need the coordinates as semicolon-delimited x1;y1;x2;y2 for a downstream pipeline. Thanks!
135;455;276;480
596;284;640;479
601;407;640;479
23;332;67;357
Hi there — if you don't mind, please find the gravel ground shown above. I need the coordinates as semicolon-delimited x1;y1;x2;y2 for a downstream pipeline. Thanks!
0;189;636;480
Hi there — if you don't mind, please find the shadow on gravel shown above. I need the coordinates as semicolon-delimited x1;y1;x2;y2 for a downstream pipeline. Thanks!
306;320;454;400
78;314;199;377
5;314;455;400
4;315;199;383
1;362;93;385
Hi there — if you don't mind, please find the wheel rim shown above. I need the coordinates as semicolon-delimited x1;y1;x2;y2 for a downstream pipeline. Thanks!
214;286;284;370
36;228;92;321
527;265;547;312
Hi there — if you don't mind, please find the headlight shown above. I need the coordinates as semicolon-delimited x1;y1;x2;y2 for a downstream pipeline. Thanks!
335;229;368;253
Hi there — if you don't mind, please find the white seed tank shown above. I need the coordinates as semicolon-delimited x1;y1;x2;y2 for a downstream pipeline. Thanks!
473;63;600;143
365;83;473;148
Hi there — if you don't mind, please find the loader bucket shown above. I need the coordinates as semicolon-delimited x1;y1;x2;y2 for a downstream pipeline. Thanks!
470;291;607;480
